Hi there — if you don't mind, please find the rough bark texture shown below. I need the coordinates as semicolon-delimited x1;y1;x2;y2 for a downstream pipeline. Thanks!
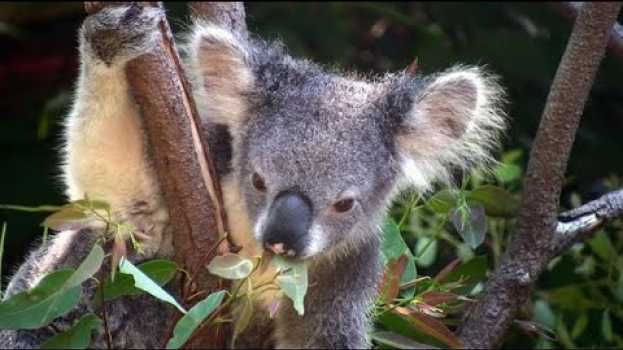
551;2;623;61
458;2;622;348
83;1;246;348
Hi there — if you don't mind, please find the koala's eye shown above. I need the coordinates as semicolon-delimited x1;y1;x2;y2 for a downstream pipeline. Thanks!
252;172;267;192
332;198;355;213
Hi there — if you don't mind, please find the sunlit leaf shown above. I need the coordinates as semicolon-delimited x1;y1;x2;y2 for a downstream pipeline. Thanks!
272;256;308;316
165;290;226;349
40;314;102;349
97;259;178;303
119;258;186;314
0;245;104;329
207;254;254;280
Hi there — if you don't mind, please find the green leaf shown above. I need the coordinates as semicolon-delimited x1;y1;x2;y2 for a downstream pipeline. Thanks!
426;190;459;214
272;256;308;316
0;244;104;329
42;207;90;231
98;259;178;302
381;218;409;265
165;290;226;349
119;258;186;314
450;203;487;249
415;237;438;268
40;314;102;349
588;231;617;261
231;296;254;347
71;199;111;212
533;300;556;329
602;310;613;342
399;253;417;299
571;313;588;339
466;185;518;218
207;254;254;280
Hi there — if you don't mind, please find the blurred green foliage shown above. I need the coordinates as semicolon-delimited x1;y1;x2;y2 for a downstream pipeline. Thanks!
0;2;622;348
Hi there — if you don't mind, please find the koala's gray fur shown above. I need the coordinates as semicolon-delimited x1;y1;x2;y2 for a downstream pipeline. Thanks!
0;3;507;349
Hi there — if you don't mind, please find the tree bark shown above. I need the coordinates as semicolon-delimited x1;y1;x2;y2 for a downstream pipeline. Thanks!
83;1;245;348
458;2;622;348
550;2;623;61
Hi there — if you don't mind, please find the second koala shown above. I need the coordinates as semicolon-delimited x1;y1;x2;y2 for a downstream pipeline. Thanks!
0;4;507;349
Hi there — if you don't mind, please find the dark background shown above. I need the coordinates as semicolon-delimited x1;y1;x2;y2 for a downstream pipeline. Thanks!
0;2;621;348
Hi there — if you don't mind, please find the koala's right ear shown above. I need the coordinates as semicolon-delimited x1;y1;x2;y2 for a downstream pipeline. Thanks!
187;22;254;131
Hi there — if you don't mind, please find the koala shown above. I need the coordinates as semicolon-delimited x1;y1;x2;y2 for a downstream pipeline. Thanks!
0;3;506;349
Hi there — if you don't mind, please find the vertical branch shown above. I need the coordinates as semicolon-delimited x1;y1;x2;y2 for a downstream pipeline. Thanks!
458;2;622;348
83;1;248;348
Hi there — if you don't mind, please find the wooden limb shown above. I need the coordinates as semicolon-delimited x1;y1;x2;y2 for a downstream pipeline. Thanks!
550;2;623;61
83;1;240;348
553;188;623;255
458;2;623;348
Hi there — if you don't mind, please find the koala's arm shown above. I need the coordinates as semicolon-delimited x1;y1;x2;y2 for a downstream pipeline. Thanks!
1;6;176;348
63;4;172;258
273;239;382;349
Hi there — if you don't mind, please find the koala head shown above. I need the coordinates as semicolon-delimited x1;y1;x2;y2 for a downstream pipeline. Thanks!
188;23;506;260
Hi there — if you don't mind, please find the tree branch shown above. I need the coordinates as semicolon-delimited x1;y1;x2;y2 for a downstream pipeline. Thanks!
550;2;623;61
458;2;623;348
553;188;623;255
83;1;245;348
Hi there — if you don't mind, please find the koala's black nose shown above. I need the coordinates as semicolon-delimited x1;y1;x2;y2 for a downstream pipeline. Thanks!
262;191;312;257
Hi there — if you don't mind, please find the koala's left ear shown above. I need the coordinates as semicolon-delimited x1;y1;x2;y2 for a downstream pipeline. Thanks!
392;66;507;191
186;21;254;131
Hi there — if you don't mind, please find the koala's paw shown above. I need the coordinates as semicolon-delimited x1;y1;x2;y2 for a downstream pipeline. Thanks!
118;200;171;259
81;4;162;66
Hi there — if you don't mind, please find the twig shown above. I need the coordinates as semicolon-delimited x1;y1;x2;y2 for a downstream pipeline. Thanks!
98;281;113;350
458;3;623;348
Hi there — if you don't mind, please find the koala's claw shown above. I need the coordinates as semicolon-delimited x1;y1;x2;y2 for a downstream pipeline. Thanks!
81;4;163;65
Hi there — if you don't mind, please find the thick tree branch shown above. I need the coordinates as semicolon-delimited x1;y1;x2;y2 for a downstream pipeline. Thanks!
550;2;623;61
83;2;248;348
458;3;622;348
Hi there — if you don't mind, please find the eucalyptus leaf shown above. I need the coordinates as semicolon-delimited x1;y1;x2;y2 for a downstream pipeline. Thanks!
119;258;186;314
466;185;518;218
232;296;254;347
165;290;226;349
415;237;438;268
0;244;103;329
40;314;102;349
450;203;487;249
272;256;308;316
207;254;254;280
42;207;91;231
98;259;178;302
371;330;434;349
426;190;459;214
381;218;408;265
602;310;613;342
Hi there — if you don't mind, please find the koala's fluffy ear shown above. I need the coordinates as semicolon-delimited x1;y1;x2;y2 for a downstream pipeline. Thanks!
186;22;254;130
393;66;507;192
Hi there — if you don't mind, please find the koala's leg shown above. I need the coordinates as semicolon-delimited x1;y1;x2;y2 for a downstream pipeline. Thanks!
273;240;382;349
63;4;171;258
